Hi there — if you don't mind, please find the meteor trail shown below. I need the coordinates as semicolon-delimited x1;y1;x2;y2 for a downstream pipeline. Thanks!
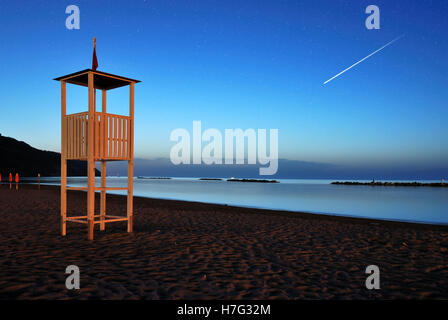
323;35;404;85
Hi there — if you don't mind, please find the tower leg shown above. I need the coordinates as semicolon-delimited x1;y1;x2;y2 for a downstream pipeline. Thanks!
87;72;95;241
100;89;107;232
127;158;133;233
88;219;94;241
100;161;106;231
61;158;67;236
127;83;134;233
61;81;67;236
87;159;95;241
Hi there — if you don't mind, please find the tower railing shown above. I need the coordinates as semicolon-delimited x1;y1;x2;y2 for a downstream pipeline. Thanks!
65;111;131;161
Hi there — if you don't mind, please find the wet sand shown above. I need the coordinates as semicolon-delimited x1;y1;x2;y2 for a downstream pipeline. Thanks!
0;184;447;299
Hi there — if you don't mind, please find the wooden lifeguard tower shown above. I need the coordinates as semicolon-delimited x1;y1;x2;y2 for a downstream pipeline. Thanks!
54;41;140;240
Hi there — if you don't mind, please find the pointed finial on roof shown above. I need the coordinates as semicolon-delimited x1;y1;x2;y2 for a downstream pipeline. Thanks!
92;37;98;70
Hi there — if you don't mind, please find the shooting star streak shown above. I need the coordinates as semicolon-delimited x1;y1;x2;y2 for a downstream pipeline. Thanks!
323;34;404;85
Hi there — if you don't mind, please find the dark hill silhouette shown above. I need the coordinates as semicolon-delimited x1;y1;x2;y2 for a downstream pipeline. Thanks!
0;134;100;177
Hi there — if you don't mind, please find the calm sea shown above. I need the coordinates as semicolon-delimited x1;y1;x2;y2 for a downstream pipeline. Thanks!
24;177;448;225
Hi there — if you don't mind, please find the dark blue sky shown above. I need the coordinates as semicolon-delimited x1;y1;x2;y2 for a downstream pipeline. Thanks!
0;0;447;177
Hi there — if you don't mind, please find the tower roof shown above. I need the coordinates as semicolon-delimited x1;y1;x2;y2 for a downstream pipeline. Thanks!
54;69;140;90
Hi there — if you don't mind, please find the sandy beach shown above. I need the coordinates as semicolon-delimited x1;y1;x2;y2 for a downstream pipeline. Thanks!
0;184;447;300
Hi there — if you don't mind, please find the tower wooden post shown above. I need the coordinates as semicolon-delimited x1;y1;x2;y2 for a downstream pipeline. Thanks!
87;72;95;241
127;82;135;233
61;81;67;236
100;89;107;231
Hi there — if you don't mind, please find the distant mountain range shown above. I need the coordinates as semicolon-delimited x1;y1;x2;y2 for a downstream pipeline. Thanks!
1;134;446;180
0;134;99;177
